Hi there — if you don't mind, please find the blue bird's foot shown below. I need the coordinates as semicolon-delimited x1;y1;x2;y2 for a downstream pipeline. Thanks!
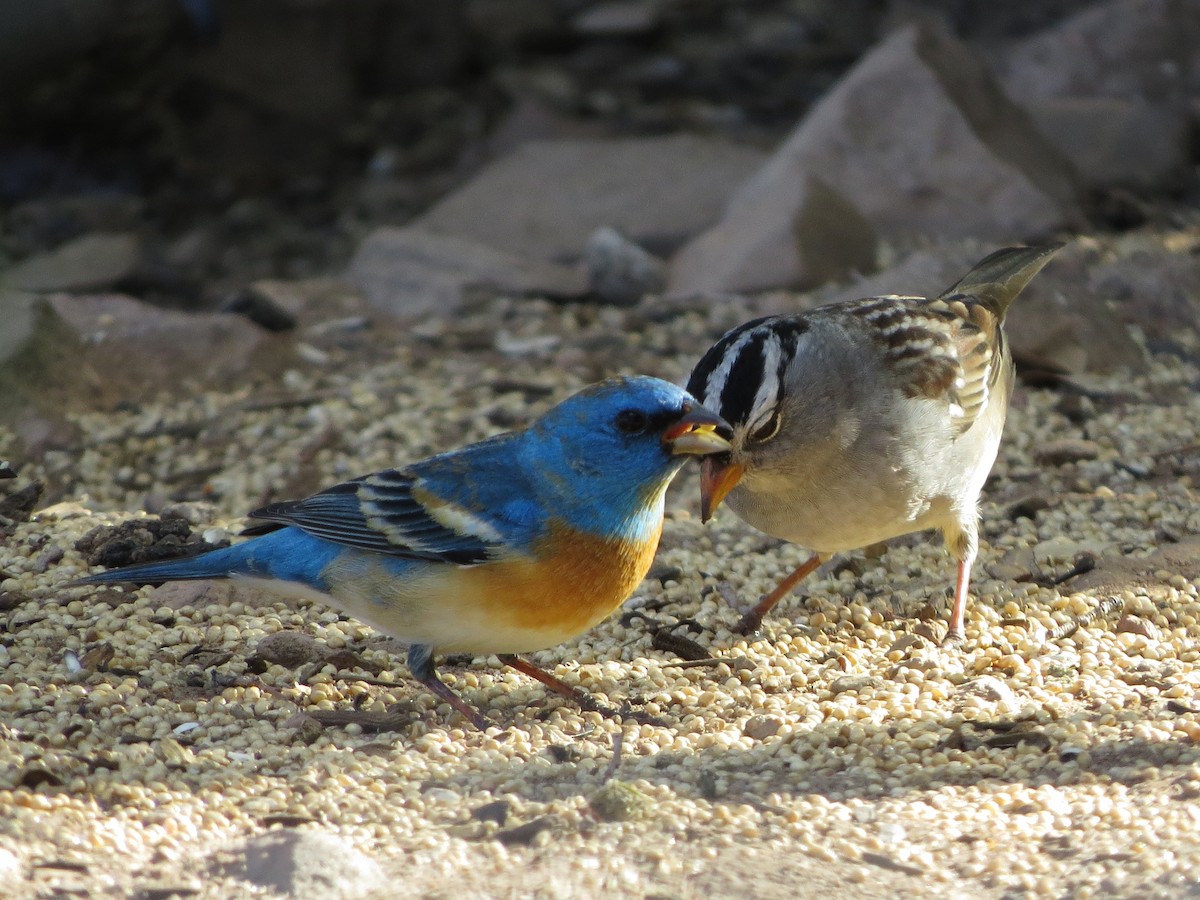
406;647;664;730
407;645;494;731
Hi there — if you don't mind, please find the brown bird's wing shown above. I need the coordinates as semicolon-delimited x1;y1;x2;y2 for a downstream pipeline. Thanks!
840;295;996;435
838;243;1064;434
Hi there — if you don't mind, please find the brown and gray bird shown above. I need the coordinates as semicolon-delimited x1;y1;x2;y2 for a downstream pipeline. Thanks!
686;244;1064;642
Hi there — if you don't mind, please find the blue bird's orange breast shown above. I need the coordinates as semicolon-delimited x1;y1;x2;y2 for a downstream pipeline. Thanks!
449;517;662;651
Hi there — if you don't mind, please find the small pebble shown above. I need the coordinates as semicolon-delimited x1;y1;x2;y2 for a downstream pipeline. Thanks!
1034;439;1102;466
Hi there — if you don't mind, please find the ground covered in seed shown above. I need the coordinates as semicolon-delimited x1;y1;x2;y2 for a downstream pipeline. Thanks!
3;236;1200;898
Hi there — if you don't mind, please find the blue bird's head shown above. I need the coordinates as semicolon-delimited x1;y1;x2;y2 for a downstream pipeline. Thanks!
526;376;732;534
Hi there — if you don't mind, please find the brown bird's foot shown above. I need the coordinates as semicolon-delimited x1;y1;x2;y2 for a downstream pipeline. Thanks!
498;654;666;727
731;554;824;637
940;628;965;647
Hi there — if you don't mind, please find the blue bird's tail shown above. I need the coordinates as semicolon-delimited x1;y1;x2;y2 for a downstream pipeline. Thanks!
72;527;341;590
72;543;253;587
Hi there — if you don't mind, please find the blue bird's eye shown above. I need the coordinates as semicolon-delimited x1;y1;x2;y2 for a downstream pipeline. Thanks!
614;409;650;434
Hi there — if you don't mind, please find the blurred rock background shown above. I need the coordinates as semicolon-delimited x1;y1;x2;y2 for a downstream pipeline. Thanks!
1;0;1198;464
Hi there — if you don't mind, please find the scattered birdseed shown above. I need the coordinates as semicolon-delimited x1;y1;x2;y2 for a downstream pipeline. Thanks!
2;249;1200;895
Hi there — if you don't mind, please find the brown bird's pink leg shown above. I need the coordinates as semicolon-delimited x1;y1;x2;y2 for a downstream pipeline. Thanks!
944;555;972;645
734;554;823;635
498;654;662;725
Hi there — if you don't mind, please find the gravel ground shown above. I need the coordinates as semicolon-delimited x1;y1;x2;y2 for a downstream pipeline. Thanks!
2;236;1200;898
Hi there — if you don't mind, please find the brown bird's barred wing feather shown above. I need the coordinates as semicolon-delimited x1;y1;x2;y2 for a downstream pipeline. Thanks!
843;296;967;403
837;244;1064;435
931;243;1064;430
916;294;1002;433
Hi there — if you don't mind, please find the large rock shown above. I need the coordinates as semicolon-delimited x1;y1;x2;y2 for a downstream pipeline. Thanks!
4;233;140;292
669;24;1083;295
414;135;766;263
43;293;283;389
995;0;1200;103
584;226;667;306
994;0;1200;190
345;226;587;318
1001;251;1147;376
1020;97;1190;189
220;830;385;899
669;175;877;294
1085;235;1200;340
0;291;292;452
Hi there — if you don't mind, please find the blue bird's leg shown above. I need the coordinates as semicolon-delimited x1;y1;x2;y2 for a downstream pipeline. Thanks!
406;644;492;731
496;655;664;727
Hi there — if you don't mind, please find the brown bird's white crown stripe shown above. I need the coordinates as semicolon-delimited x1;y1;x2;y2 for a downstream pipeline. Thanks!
686;317;808;430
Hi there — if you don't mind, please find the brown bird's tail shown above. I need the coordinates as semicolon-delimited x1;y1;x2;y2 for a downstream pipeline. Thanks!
940;243;1065;318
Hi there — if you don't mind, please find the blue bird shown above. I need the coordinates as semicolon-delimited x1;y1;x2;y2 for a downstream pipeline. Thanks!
74;376;732;729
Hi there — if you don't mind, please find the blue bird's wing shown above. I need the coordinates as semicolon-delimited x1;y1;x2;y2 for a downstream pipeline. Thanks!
248;434;543;565
249;470;500;564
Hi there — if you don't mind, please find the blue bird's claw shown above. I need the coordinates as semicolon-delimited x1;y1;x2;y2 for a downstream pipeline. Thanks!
407;645;494;731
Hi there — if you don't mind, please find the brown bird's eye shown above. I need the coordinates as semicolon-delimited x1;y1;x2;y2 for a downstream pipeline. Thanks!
614;409;649;434
749;411;782;444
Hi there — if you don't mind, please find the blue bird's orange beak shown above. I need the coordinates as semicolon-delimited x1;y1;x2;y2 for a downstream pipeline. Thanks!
662;405;733;457
699;456;744;523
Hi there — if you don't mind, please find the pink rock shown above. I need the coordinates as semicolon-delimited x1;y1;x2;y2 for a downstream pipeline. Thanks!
415;135;766;263
346;227;587;318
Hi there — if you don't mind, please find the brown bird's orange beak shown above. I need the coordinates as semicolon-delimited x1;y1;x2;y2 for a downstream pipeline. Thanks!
700;456;745;523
